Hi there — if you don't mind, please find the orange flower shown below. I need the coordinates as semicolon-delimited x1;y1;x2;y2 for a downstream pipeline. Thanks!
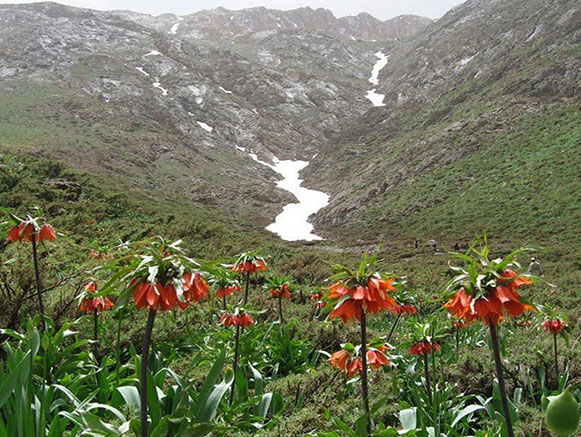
270;284;291;299
219;312;255;328
445;270;533;325
79;281;114;312
409;340;441;356
232;259;267;274
393;304;418;315
215;285;242;299
38;224;57;241
182;272;209;303
329;345;390;377
133;280;185;311
6;223;56;243
541;319;567;334
329;277;396;323
367;345;391;369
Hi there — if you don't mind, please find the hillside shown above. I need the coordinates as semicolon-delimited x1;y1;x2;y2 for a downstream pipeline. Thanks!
305;0;580;252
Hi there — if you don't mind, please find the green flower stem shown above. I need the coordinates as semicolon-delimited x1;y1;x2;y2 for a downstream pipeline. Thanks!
360;309;371;435
140;309;156;437
229;325;241;406
31;238;46;331
489;323;514;437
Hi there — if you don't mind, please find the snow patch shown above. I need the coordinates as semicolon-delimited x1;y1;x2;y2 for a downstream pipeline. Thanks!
170;16;183;35
219;86;232;94
456;53;477;71
368;51;388;86
135;67;150;76
144;50;162;57
235;146;246;152
197;121;213;132
365;51;388;107
152;82;168;95
248;155;329;241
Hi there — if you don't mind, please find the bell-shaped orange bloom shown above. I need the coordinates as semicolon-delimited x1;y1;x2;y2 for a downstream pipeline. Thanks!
215;284;242;299
270;284;291;299
182;272;209;302
541;319;567;334
79;281;114;312
6;223;57;243
445;270;533;325
38;224;57;242
393;304;418;315
409;340;441;356
232;259;267;274
367;345;391;369
133;281;180;311
219;312;255;328
329;345;390;377
329;277;396;323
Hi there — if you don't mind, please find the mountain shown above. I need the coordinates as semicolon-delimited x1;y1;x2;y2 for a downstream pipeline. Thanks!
114;6;431;42
0;0;579;254
304;0;580;248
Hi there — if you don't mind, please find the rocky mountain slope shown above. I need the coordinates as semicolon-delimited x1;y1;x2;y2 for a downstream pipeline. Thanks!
0;0;579;251
0;2;432;233
304;0;580;247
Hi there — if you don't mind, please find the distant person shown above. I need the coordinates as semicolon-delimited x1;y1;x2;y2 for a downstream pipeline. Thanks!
414;239;419;249
528;257;543;276
454;242;460;251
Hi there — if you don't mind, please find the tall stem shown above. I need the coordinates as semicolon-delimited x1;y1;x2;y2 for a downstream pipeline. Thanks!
386;314;402;343
455;327;460;352
423;353;432;403
553;333;559;384
140;309;156;437
31;238;46;331
93;309;99;361
222;295;227;310
278;296;284;324
229;325;241;406
243;272;250;305
489;323;514;437
115;314;123;387
360;309;371;435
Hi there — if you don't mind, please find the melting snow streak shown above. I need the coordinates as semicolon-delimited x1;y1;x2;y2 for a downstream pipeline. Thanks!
365;51;388;107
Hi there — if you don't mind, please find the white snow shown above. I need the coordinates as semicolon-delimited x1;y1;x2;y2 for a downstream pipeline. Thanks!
368;51;388;86
170;16;183;35
144;50;162;57
235;146;246;152
249;154;329;241
152;82;168;95
219;86;232;94
135;67;150;76
366;90;386;107
365;51;388;107
197;121;213;132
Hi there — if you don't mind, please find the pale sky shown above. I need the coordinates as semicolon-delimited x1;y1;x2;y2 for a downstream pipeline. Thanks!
6;0;466;20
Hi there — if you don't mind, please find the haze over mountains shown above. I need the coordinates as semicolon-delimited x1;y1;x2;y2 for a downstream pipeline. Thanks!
0;0;579;247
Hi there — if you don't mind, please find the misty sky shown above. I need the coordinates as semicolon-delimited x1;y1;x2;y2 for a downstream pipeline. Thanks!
7;0;466;20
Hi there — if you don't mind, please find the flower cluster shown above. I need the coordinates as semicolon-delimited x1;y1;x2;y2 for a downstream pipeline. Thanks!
219;311;255;328
79;281;114;312
541;318;568;334
232;257;267;274
409;339;441;356
7;222;56;243
133;273;209;311
329;277;396;323
329;344;390;377
445;270;533;325
270;283;291;299
393;303;418;315
215;284;242;298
